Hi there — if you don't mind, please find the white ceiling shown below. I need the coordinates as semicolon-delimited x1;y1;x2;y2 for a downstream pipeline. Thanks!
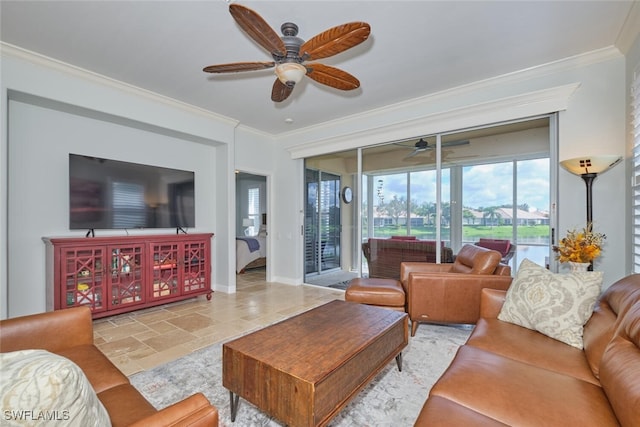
1;1;637;136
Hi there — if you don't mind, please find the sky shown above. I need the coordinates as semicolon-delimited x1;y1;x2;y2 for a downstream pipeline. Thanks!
371;158;550;212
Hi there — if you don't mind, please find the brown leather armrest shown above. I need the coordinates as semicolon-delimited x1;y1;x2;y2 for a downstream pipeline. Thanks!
128;393;218;427
480;288;507;319
0;306;93;353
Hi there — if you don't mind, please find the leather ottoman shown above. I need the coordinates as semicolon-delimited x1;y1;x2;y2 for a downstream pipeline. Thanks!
345;278;406;311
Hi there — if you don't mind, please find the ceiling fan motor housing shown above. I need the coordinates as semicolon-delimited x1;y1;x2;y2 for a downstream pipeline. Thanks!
278;23;305;62
274;22;307;87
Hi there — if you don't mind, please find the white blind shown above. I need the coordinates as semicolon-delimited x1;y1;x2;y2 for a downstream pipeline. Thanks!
112;181;146;228
247;187;260;234
633;66;640;273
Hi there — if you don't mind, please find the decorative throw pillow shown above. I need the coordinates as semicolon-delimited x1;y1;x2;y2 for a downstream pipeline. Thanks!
0;349;111;427
498;258;603;349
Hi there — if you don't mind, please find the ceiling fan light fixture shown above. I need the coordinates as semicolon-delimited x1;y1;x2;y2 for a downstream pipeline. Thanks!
275;63;307;87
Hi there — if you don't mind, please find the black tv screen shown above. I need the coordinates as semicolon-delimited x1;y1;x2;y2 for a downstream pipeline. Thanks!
69;154;195;230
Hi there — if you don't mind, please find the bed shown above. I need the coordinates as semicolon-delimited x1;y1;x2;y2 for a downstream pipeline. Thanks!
236;236;266;273
236;213;267;274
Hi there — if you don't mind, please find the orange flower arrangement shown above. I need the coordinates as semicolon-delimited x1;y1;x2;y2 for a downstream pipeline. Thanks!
553;224;606;263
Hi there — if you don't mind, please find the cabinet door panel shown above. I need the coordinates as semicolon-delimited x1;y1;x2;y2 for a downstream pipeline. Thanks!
150;242;180;300
108;244;145;308
61;247;106;313
183;241;209;294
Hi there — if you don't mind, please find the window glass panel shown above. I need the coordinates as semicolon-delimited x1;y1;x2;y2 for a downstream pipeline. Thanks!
410;169;451;243
516;158;550;268
462;162;513;242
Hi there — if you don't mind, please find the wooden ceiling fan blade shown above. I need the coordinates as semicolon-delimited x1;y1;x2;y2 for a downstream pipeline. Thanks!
203;61;275;73
229;4;286;56
306;63;360;90
271;79;294;102
300;22;370;60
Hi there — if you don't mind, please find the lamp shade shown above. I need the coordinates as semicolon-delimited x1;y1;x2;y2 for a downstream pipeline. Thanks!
560;155;622;176
275;63;307;86
242;218;253;227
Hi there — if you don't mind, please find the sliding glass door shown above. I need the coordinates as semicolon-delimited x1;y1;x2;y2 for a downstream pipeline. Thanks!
360;116;554;273
304;168;341;276
303;115;557;280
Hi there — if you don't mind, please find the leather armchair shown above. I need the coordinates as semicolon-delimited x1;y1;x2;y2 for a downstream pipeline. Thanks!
400;244;512;336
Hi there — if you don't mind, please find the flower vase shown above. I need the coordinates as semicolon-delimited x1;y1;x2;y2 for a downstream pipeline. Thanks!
568;261;590;272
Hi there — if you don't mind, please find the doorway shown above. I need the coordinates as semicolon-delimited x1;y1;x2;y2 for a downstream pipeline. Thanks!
235;172;267;278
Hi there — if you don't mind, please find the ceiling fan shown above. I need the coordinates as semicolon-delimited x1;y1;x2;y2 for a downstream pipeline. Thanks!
400;138;470;159
203;4;371;102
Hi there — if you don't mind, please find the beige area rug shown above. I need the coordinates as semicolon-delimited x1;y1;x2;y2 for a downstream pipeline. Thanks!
130;322;471;426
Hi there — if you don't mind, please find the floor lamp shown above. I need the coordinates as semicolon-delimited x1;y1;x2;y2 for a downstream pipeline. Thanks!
560;155;622;224
560;155;622;269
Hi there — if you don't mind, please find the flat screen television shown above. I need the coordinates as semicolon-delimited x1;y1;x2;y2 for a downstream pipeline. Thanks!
69;154;195;230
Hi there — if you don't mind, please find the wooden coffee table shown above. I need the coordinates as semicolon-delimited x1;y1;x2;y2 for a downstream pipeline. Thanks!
223;300;408;426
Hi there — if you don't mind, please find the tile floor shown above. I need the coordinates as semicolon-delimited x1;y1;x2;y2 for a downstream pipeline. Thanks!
93;268;345;376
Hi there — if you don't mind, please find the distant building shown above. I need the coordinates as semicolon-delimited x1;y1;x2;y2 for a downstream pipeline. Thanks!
372;207;548;227
463;208;549;226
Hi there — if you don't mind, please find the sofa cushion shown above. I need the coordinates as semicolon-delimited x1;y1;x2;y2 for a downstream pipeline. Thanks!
429;345;619;426
415;395;509;426
0;349;111;427
498;259;602;349
467;318;599;385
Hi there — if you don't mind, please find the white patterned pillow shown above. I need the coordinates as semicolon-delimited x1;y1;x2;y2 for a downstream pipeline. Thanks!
0;349;111;427
498;258;603;349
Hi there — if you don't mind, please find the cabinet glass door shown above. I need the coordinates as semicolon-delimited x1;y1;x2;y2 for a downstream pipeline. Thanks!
150;242;180;300
108;244;145;308
62;247;106;313
182;241;208;294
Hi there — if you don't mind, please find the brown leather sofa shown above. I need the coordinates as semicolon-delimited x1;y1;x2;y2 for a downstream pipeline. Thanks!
0;306;219;427
363;237;454;279
400;244;513;336
415;273;640;426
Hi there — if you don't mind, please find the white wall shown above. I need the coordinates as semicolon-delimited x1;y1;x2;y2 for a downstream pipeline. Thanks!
1;47;237;318
6;97;220;317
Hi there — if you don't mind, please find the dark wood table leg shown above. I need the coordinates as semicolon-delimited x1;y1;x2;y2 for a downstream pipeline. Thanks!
229;391;240;422
395;352;403;371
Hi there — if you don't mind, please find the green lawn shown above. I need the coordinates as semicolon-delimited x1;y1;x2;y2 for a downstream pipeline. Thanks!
372;224;549;241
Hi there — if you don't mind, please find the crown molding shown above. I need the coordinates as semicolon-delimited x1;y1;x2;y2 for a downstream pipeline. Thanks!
279;47;620;147
287;83;580;159
615;0;640;55
0;42;239;128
